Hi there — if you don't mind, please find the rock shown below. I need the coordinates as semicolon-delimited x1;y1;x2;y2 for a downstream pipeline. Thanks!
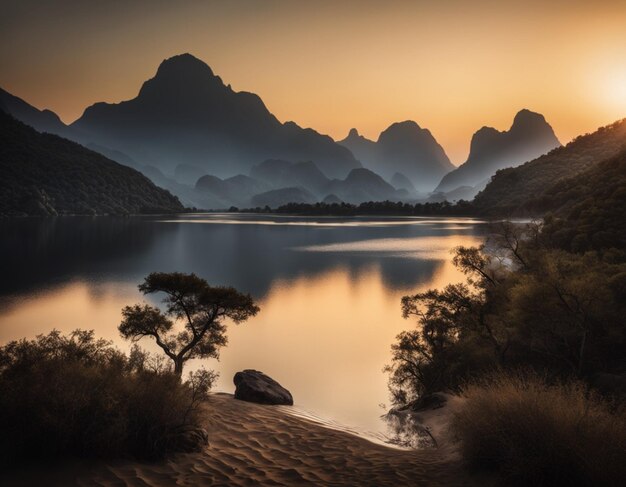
233;370;293;405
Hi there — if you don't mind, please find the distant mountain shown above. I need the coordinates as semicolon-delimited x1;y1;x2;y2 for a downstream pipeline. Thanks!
250;187;316;208
71;53;360;179
0;111;183;216
195;173;271;208
0;87;77;140
474;118;626;215
338;128;378;168
250;159;330;195
435;109;561;196
326;168;400;204
338;123;453;193
390;172;417;193
193;160;406;209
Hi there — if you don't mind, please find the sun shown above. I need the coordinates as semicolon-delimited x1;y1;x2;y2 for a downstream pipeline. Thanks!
605;68;626;109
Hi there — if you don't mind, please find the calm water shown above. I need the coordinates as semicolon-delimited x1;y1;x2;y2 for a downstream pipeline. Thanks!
0;213;485;436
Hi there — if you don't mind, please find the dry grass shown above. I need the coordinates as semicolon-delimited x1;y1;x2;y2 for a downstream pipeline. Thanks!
451;372;626;486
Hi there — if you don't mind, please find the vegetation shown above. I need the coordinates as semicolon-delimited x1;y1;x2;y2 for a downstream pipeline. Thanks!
0;330;215;465
451;373;626;486
120;272;259;377
474;118;626;215
387;221;626;403
388;145;626;483
243;199;475;216
0;111;184;216
540;149;626;255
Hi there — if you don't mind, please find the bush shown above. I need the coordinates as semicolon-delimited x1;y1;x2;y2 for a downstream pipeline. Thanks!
0;330;216;466
451;372;626;486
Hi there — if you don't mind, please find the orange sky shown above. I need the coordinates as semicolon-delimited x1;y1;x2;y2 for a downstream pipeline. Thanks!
1;0;625;164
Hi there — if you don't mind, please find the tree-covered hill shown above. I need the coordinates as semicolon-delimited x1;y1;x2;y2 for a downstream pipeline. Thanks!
0;111;184;216
474;118;626;215
540;148;626;255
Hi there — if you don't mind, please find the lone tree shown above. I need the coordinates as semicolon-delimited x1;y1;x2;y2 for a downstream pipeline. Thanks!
119;272;259;377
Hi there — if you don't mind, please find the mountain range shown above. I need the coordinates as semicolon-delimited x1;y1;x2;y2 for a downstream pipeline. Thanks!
434;109;561;198
338;122;453;193
0;53;573;210
193;160;405;208
70;54;360;180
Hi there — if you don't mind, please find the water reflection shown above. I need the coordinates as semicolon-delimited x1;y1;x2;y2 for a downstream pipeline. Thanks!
0;214;485;434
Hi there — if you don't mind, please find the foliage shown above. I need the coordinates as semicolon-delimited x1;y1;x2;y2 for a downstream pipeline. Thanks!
451;372;626;486
387;221;626;403
474;118;626;216
0;111;184;216
247;199;476;216
119;272;259;376
540;150;626;257
0;330;216;465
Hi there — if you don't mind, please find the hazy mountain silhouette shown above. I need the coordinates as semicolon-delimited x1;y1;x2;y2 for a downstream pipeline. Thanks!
326;168;400;204
251;187;317;208
338;123;453;193
0;87;77;140
71;53;360;179
250;159;330;195
192;160;407;209
435;109;561;197
0;111;183;216
474;118;626;215
390;172;417;193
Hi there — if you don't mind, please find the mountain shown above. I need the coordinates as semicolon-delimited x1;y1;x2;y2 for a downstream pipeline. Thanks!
390;172;417;193
250;159;330;195
71;53;360;179
474;118;626;215
0;111;183;216
250;187;317;208
193;161;406;209
337;128;378;168
338;123;453;192
435;109;561;196
540;148;626;254
326;168;400;204
0;88;77;140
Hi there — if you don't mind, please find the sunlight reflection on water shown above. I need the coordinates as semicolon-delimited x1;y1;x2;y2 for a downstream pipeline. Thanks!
0;214;486;434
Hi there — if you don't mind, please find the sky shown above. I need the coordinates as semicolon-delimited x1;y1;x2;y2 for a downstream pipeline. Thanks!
1;0;626;164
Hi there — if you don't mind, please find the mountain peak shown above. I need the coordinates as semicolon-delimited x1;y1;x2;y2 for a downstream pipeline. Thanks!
348;128;360;138
511;109;549;131
137;53;223;99
156;53;215;76
380;120;422;138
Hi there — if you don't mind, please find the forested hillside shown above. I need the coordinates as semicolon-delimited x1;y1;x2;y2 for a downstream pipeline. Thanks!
0;112;184;216
474;119;626;215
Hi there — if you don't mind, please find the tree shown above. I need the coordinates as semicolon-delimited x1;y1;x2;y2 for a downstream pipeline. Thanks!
119;272;259;377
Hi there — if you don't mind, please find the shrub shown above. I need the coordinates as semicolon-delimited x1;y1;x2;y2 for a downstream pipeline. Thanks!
0;330;216;466
451;372;626;486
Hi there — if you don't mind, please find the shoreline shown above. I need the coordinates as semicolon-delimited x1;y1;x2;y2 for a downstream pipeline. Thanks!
1;393;493;486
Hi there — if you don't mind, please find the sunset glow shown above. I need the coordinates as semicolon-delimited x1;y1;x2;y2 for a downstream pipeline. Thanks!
2;0;625;163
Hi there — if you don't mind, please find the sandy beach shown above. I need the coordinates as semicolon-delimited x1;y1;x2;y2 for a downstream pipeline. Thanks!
1;393;493;486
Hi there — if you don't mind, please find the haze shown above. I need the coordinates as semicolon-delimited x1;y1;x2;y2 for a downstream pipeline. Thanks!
1;0;625;163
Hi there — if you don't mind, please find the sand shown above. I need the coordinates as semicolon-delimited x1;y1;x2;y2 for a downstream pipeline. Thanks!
2;393;492;486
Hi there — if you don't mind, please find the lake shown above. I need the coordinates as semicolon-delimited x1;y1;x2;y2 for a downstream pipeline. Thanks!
0;213;486;437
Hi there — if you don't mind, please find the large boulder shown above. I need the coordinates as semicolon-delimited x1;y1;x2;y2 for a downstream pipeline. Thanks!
233;370;293;405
